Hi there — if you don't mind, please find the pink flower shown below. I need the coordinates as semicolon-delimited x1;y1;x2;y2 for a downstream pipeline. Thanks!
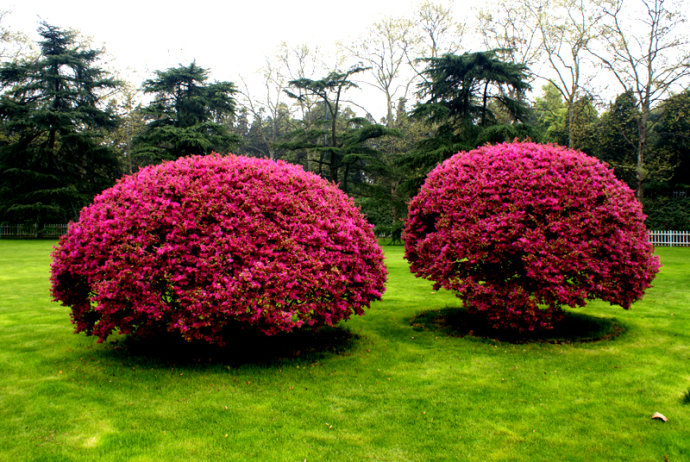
51;154;387;345
403;141;659;331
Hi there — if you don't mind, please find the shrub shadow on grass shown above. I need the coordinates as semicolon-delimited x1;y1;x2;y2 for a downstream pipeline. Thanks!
100;325;359;368
682;389;690;405
411;307;626;344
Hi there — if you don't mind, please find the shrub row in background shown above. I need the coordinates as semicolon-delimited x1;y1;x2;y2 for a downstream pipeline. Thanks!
643;196;690;230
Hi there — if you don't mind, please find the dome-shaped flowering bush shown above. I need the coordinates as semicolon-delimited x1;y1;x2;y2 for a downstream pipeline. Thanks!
51;154;387;345
403;141;659;331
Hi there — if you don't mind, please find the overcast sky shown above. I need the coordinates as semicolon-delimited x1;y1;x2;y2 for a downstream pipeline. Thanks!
10;6;470;76
3;0;688;118
2;0;485;118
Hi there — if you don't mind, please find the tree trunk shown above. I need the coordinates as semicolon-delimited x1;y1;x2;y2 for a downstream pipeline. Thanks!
330;149;339;185
636;107;649;200
567;96;574;149
481;81;489;126
342;163;350;193
391;182;400;241
48;63;60;155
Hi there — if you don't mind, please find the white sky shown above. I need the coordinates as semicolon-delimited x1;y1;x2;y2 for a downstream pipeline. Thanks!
3;0;689;118
3;0;486;119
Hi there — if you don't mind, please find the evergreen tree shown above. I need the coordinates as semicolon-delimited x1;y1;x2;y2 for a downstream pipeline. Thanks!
596;91;641;188
0;23;121;225
282;66;396;193
650;89;690;192
131;62;238;166
401;50;533;193
356;98;426;240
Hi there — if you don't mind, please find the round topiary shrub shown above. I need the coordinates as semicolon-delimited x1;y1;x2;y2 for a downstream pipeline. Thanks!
51;154;387;345
403;141;660;332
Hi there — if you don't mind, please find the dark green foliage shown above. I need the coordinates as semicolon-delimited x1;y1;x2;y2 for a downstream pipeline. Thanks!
643;197;690;230
650;89;690;191
354;100;426;239
282;66;395;194
595;91;640;188
401;50;531;194
0;23;121;225
566;96;599;156
131;62;238;166
412;50;530;127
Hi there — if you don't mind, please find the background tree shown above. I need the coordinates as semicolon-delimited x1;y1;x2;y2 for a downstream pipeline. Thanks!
650;89;690;191
0;10;31;62
347;17;417;127
478;2;542;69
0;22;121;225
595;91;640;187
402;50;532;192
237;53;301;160
532;83;568;142
283;65;392;191
413;1;464;61
529;0;602;148
589;0;690;198
478;0;543;117
404;0;465;88
103;84;146;174
566;95;599;154
357;98;426;240
276;43;322;122
131;62;238;166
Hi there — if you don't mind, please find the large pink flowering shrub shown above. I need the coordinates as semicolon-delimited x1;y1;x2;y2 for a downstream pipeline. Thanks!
403;141;659;331
51;154;387;345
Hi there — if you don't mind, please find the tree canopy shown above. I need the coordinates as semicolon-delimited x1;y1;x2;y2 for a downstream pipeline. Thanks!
0;22;121;224
131;62;238;166
1;1;689;230
400;49;534;193
282;66;397;193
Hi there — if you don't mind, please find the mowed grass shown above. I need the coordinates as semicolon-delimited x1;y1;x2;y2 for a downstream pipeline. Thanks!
0;240;688;461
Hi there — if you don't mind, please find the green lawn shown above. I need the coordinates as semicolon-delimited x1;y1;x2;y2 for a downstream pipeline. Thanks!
1;240;688;461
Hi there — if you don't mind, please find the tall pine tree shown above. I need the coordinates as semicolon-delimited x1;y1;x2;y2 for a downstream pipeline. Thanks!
0;23;121;225
282;66;396;194
131;62;238;166
400;50;533;194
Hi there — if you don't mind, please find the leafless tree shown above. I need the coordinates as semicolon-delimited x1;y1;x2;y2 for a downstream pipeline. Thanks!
0;10;31;61
347;18;417;126
406;1;466;84
478;2;543;68
589;0;690;197
527;0;602;148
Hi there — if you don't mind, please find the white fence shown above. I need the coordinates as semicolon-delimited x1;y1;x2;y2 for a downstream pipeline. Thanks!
1;224;689;246
0;224;68;239
649;230;690;247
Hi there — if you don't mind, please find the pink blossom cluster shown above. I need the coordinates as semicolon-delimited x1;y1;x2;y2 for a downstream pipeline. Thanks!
403;141;660;331
51;154;387;344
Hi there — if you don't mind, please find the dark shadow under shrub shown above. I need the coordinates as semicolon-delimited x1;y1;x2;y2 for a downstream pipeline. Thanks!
411;307;625;344
682;388;690;405
100;325;359;368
